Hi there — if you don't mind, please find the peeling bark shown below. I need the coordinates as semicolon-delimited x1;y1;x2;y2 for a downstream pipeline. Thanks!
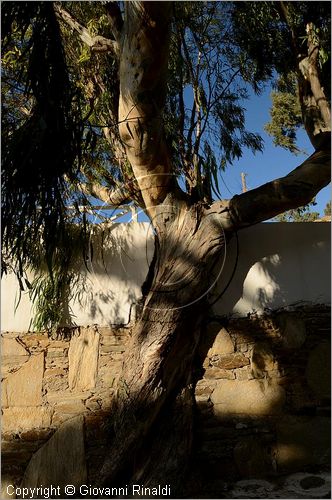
99;206;225;493
95;2;331;493
304;22;331;128
118;2;175;212
296;22;330;149
277;2;330;149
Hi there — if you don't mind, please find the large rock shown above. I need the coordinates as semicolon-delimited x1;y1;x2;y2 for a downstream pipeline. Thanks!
199;323;234;358
2;353;44;407
1;336;30;379
21;416;87;497
2;407;52;432
207;325;234;357
214;353;250;370
211;379;285;416
53;401;86;416
46;390;92;404
98;361;123;387
275;416;330;472
1;337;29;356
19;333;50;350
68;327;99;390
47;392;90;426
204;367;235;380
1;356;30;379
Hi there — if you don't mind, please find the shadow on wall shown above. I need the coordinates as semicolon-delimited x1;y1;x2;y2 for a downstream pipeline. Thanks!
1;222;330;331
1;222;331;498
67;222;155;327
0;222;155;331
189;307;331;498
212;223;331;316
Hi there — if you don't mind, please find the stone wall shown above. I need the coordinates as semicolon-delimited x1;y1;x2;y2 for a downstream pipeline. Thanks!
1;326;129;495
1;305;330;498
192;304;330;497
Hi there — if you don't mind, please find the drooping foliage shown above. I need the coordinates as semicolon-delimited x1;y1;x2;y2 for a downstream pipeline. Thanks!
1;2;86;280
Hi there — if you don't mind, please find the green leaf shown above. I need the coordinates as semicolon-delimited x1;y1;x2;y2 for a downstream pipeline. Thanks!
319;47;329;68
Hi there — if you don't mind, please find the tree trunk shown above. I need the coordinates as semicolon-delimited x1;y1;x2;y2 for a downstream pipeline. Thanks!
95;3;331;494
99;204;226;495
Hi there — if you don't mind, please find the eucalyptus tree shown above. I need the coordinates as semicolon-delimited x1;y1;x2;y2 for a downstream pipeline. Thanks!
232;1;330;151
1;1;330;493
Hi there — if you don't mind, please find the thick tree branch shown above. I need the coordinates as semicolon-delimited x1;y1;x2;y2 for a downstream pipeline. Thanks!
54;4;119;56
277;2;300;59
74;179;131;206
211;145;330;231
118;2;176;211
276;3;330;149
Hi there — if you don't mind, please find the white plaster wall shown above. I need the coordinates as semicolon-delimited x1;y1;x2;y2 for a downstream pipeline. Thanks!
1;222;154;332
212;222;331;316
1;222;330;332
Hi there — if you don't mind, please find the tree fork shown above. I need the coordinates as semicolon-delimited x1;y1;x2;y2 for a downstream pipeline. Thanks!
99;207;226;490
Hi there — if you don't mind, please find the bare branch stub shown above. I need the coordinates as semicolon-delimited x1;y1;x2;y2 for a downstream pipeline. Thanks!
54;4;119;56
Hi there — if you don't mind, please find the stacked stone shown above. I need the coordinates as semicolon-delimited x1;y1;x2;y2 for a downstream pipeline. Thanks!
193;305;331;496
1;305;330;498
1;326;130;495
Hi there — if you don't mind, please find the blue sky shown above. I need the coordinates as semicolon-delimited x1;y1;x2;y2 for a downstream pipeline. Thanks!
220;85;331;217
99;83;330;224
